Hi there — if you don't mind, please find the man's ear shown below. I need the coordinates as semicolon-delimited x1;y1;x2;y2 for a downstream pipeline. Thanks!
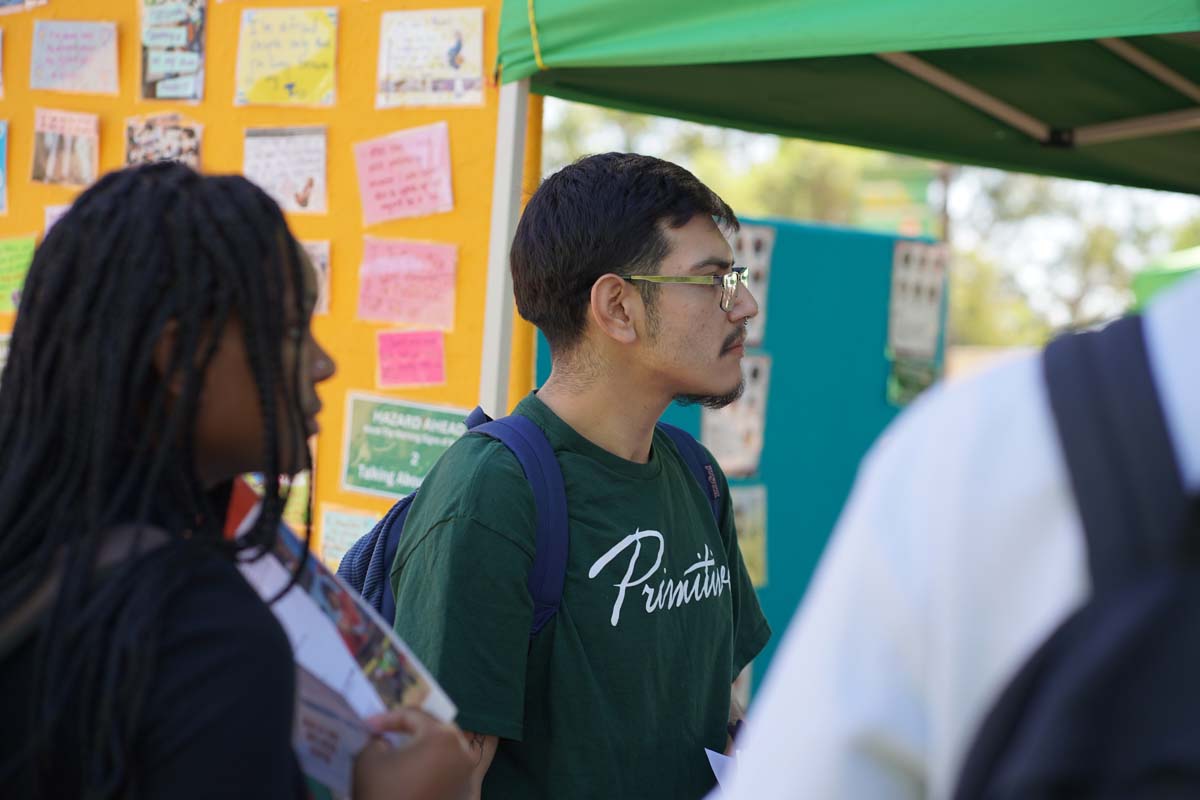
588;274;640;346
152;319;185;397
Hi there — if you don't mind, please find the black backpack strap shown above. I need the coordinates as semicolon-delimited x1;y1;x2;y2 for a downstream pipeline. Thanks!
657;422;722;522
1043;314;1191;591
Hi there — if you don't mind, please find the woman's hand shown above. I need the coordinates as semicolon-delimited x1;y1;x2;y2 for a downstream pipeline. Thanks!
353;708;474;800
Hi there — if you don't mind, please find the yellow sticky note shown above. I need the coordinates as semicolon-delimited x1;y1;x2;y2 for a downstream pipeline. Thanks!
234;8;337;107
0;236;36;314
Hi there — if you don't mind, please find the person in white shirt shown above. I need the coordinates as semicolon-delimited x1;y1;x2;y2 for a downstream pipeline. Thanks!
715;272;1200;800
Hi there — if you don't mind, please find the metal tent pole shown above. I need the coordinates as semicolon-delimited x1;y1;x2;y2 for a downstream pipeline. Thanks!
478;79;530;417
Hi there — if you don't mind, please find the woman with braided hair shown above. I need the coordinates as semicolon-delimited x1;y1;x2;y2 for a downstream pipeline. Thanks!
0;163;473;799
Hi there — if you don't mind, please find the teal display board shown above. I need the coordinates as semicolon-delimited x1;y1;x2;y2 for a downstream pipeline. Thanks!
535;218;945;686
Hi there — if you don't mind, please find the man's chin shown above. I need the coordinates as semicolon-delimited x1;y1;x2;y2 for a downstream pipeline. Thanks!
674;379;745;410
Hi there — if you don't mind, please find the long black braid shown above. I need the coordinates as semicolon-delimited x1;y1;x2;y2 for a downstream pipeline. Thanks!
0;163;313;797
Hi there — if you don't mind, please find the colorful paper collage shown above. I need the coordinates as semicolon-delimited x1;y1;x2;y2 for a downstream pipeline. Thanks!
126;112;202;169
235;7;338;107
31;108;98;187
354;122;453;225
1;30;6;99
358;238;456;329
376;8;484;108
0;236;36;313
30;20;119;95
244;126;328;214
141;0;207;101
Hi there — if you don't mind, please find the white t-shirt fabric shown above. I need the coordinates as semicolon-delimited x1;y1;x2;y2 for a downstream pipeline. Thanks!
714;273;1200;800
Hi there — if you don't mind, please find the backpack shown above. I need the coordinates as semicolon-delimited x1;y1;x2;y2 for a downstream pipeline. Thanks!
954;314;1200;799
336;406;722;634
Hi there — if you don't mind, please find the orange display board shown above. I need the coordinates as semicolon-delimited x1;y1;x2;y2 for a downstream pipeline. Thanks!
0;0;541;558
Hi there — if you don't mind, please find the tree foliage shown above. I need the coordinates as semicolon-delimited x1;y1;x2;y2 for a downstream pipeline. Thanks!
542;99;1200;347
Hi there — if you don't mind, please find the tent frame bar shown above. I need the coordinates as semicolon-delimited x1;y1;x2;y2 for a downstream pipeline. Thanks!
879;44;1200;149
876;51;1051;142
1097;37;1200;104
1074;106;1200;146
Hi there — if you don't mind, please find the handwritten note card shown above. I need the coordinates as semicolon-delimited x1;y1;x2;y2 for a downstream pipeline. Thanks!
0;237;36;313
141;0;207;101
376;8;484;108
31;21;119;95
358;238;456;329
235;8;337;107
377;330;445;388
31;109;99;187
318;506;380;570
244;127;328;214
354;122;453;226
301;240;331;315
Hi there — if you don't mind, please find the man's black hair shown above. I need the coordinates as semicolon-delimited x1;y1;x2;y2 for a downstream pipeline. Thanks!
0;163;310;797
510;152;738;355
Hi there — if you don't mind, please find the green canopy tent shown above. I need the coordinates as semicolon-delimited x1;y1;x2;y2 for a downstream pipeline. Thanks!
477;1;1200;412
499;0;1200;193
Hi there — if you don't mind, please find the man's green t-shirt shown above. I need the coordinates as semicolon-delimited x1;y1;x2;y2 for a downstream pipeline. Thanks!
391;393;771;799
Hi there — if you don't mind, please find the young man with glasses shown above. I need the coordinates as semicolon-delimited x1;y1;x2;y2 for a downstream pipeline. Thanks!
390;152;771;799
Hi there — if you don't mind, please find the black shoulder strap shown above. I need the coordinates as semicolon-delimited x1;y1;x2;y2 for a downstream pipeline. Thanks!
1043;315;1191;591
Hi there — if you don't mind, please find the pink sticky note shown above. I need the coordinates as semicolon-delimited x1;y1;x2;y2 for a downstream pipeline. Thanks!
377;330;445;387
358;238;457;329
354;122;453;225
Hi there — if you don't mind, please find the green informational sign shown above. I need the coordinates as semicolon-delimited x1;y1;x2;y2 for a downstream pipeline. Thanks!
341;393;468;499
0;237;36;313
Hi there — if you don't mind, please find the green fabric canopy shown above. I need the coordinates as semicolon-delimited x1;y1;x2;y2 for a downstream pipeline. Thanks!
498;0;1200;194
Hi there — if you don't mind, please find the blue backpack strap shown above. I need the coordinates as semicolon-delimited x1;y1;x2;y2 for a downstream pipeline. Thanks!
470;412;569;638
657;421;721;522
1043;314;1192;591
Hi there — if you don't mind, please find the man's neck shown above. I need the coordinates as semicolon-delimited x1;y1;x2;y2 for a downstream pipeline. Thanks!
537;368;669;464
